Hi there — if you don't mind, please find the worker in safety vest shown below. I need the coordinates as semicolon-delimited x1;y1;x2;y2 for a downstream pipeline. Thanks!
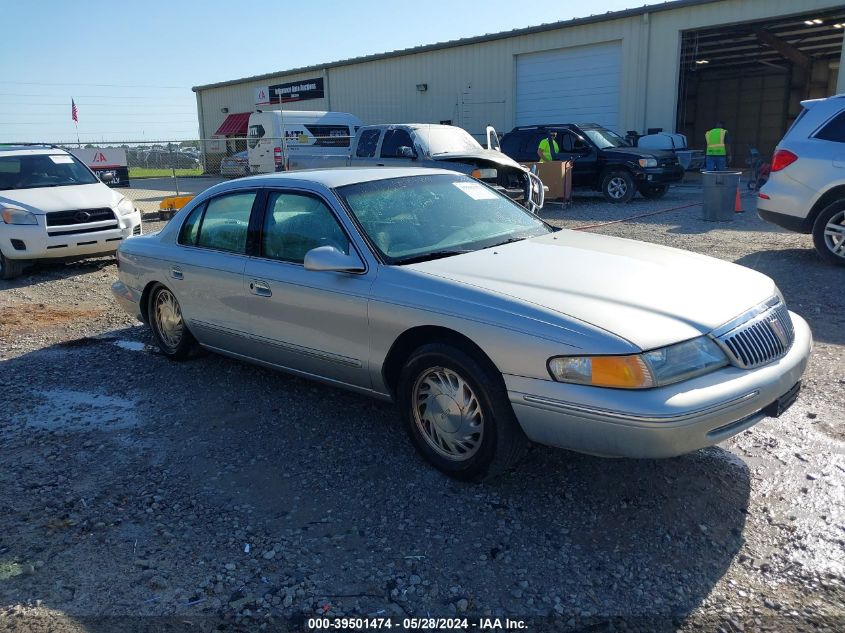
537;130;560;163
704;121;731;171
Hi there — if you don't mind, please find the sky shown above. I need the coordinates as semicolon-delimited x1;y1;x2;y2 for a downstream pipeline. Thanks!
0;0;668;144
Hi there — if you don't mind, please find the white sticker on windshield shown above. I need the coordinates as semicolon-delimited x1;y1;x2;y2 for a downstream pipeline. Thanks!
452;181;498;200
49;155;74;164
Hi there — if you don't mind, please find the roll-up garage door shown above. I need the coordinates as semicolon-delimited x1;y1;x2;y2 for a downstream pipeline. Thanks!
516;41;622;130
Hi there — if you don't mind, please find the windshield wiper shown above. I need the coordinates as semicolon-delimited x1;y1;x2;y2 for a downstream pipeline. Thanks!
394;249;472;265
486;236;530;248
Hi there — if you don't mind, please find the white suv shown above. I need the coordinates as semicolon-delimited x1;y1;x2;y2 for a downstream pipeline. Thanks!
757;94;845;267
0;145;142;279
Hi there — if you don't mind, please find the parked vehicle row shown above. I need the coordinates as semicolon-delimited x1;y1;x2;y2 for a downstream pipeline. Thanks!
111;168;811;480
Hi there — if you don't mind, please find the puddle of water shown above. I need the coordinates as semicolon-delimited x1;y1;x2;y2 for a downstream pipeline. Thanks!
24;389;139;432
113;340;149;352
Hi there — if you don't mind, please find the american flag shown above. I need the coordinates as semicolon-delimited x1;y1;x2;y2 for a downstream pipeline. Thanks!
71;99;78;123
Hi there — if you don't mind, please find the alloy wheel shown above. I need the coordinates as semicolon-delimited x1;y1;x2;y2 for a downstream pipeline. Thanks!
608;177;628;199
823;209;845;259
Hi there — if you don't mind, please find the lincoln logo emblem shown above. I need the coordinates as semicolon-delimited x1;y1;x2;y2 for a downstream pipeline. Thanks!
74;211;91;223
769;317;789;347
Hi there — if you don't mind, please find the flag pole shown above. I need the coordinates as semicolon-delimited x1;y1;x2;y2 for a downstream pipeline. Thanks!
75;121;80;148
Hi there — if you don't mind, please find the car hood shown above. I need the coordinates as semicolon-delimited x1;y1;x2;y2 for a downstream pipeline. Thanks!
407;231;776;350
0;183;121;214
431;149;526;171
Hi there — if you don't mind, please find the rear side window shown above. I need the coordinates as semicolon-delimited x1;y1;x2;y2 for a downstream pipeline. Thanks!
179;203;205;245
815;111;845;143
179;191;256;253
356;130;381;158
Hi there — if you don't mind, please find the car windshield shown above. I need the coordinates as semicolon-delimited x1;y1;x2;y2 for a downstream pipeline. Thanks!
415;126;483;155
0;154;99;190
336;174;552;264
582;126;630;149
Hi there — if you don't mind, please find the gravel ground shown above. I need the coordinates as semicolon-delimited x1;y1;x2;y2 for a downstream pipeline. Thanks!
0;182;843;633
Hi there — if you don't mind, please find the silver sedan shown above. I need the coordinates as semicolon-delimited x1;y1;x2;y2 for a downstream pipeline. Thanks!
112;167;812;480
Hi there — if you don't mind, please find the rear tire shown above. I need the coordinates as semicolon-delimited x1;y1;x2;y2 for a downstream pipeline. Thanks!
147;283;196;360
812;200;845;267
397;343;528;481
0;251;24;280
601;170;636;203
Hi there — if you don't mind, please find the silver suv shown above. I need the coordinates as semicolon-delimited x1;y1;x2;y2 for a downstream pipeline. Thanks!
757;94;845;267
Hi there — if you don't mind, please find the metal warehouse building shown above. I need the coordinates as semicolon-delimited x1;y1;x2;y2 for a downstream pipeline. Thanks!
193;0;845;165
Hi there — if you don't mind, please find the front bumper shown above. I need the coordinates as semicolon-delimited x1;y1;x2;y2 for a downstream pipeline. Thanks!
506;312;812;458
637;165;684;185
1;211;142;261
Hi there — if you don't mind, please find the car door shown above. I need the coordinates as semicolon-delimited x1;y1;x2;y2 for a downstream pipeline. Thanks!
242;189;374;388
555;129;599;186
168;189;259;352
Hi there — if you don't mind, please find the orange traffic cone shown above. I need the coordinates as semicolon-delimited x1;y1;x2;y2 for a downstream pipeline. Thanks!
735;184;743;213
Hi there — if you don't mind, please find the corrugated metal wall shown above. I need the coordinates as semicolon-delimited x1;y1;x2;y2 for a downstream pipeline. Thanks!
196;0;844;149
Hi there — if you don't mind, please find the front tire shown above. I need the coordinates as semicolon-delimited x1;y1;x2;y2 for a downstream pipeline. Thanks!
0;251;24;280
397;343;528;481
812;200;845;267
601;170;636;203
147;283;196;360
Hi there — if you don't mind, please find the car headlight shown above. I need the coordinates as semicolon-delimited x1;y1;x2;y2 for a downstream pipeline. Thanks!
638;157;658;168
548;336;728;389
1;207;38;225
116;198;136;216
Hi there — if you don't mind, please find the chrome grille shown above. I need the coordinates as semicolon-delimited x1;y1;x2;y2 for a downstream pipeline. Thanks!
716;301;794;369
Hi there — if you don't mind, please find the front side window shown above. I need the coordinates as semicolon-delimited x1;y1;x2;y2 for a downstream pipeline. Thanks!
356;130;381;158
380;129;415;158
261;192;349;264
815;111;845;143
183;191;256;253
0;154;98;191
336;174;552;264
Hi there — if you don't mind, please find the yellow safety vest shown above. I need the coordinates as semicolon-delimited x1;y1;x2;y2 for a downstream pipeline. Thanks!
538;138;560;162
705;128;727;156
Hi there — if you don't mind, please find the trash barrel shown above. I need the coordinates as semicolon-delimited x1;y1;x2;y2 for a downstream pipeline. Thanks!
702;170;741;221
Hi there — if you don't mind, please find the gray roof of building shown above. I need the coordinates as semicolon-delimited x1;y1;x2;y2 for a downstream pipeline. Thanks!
192;0;718;92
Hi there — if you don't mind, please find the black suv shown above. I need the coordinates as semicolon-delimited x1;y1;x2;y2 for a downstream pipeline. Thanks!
500;123;684;203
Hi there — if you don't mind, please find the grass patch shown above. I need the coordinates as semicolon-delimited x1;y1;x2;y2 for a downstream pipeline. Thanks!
129;167;203;178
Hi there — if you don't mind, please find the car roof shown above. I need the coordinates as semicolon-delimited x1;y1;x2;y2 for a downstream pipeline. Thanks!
0;145;70;156
227;167;464;189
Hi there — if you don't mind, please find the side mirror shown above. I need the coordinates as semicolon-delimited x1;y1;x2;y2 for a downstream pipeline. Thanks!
398;146;416;159
100;172;114;183
304;245;365;273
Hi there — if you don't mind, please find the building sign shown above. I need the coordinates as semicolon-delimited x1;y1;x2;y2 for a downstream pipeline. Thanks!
69;147;129;187
255;78;325;106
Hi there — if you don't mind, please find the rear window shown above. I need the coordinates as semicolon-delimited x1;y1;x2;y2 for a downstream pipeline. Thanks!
814;110;845;143
247;124;265;150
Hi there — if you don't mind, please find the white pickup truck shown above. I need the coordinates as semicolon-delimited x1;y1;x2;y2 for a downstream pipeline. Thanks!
288;124;544;212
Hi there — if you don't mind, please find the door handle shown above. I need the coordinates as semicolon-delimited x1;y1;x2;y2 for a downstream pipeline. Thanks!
249;280;272;297
376;163;385;167
170;267;183;280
